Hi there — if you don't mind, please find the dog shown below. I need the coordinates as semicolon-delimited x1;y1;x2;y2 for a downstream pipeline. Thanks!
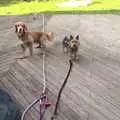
62;35;73;54
14;21;53;58
62;35;80;60
69;35;80;61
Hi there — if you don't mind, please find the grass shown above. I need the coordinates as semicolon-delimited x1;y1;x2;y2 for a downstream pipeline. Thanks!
0;0;120;15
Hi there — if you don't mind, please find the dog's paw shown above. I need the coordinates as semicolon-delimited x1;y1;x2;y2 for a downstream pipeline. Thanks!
36;45;41;48
19;56;28;59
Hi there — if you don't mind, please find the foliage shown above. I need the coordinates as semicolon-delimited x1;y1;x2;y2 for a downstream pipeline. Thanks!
0;0;120;15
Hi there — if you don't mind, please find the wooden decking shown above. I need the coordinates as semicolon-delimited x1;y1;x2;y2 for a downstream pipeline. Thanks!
1;14;120;120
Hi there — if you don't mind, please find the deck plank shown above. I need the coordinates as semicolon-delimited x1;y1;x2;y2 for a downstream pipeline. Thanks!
1;15;120;120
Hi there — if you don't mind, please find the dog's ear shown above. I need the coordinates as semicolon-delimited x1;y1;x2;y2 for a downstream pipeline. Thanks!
14;23;17;32
15;25;17;32
64;36;68;40
22;24;28;32
70;35;73;40
76;35;79;40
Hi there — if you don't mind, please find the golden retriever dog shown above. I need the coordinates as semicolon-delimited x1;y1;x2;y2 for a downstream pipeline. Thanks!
14;21;53;58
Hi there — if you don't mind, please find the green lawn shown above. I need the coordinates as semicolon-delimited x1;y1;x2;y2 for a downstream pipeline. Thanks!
0;0;120;15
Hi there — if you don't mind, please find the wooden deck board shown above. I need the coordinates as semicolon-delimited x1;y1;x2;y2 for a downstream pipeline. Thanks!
1;15;120;120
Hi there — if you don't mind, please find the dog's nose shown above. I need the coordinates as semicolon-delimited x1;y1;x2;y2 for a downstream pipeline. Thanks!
73;44;76;47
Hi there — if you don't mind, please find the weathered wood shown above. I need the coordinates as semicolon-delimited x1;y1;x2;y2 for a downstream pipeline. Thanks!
1;15;120;120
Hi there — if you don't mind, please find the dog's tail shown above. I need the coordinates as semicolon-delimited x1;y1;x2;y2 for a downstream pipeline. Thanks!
47;32;53;41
